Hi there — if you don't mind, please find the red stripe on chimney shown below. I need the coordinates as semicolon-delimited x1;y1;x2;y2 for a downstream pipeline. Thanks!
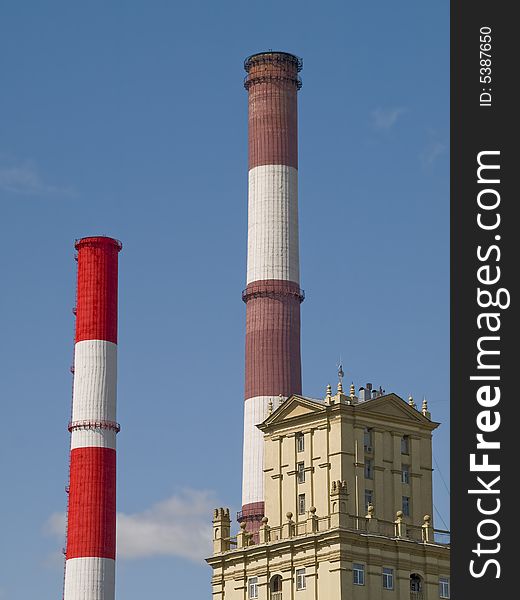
246;55;299;170
244;280;302;400
66;446;116;560
74;237;121;344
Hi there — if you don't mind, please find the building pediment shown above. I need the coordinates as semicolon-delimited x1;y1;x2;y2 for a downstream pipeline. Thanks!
258;395;326;430
355;393;439;429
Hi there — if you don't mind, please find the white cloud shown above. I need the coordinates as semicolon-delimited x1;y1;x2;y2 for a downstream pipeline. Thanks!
421;140;446;168
45;511;66;536
371;107;407;131
117;489;215;561
44;489;217;563
0;161;74;196
43;549;66;569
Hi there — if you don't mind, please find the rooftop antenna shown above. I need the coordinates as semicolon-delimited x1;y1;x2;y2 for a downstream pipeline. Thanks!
337;359;344;384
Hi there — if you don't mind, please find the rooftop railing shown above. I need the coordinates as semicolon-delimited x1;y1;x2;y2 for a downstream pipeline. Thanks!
217;511;450;553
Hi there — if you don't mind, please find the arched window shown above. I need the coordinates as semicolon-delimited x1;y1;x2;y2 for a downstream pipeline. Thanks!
270;574;282;599
410;573;423;599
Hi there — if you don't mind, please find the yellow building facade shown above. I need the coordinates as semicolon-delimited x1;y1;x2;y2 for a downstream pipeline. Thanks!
207;384;450;599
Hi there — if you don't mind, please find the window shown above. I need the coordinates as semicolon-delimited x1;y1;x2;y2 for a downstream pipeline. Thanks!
298;493;306;515
364;427;373;451
270;575;282;594
353;563;365;586
410;573;422;592
401;435;409;454
296;432;305;452
382;568;394;590
365;458;373;480
297;462;305;484
401;464;410;484
296;568;306;590
439;577;450;598
365;489;374;511
402;496;410;517
248;577;258;599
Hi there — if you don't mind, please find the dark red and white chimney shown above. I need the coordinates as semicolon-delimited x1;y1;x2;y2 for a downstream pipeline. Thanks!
240;52;304;532
63;236;122;600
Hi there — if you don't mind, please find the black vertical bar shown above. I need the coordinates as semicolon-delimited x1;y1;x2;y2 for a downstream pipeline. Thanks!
452;2;516;598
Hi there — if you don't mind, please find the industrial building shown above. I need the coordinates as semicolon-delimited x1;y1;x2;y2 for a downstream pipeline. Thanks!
59;51;450;600
206;51;450;600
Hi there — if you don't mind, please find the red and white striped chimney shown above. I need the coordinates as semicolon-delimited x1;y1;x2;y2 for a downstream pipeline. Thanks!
64;236;122;600
240;52;304;532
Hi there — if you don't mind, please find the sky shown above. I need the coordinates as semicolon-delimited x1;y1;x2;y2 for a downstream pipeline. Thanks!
0;1;449;598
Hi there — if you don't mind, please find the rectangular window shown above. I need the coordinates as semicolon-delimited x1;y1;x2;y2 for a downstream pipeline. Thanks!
296;568;306;590
365;458;373;480
402;496;410;517
248;577;258;599
353;563;365;586
439;577;450;598
364;489;374;510
364;427;373;451
296;433;305;453
401;435;409;454
401;464;410;484
298;493;306;515
382;567;394;590
297;462;305;484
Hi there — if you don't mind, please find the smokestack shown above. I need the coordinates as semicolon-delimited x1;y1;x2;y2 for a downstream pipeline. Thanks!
63;236;122;600
240;52;304;532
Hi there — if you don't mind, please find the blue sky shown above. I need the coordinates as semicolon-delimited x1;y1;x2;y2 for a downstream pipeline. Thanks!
0;1;449;598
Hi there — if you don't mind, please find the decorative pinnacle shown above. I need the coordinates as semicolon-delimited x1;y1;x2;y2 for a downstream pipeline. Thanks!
408;394;416;408
350;382;356;398
268;398;273;415
326;383;332;397
337;380;343;393
422;397;430;418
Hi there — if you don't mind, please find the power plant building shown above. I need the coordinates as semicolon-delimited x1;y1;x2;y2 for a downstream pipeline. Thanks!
58;51;450;600
206;52;450;600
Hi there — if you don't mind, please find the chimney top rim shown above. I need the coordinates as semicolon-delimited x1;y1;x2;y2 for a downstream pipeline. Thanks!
244;51;303;73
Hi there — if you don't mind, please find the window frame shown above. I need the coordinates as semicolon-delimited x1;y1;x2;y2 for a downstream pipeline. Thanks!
439;576;450;598
401;464;410;484
353;563;365;586
402;495;410;517
297;462;305;484
365;458;373;480
364;488;374;511
295;568;306;591
401;435;410;454
298;493;306;515
296;432;305;453
248;576;259;599
382;567;394;590
364;427;373;451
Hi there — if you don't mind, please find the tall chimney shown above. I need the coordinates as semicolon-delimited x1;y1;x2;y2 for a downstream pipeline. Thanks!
240;52;304;532
63;236;122;600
